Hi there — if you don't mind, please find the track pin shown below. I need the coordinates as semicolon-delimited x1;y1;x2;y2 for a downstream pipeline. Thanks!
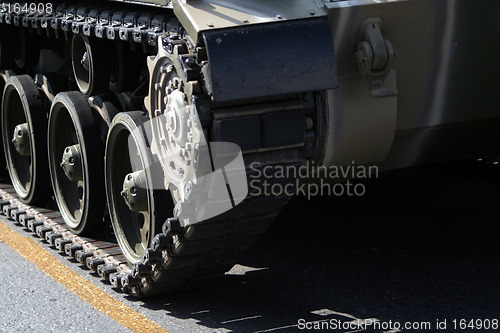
19;214;35;227
109;273;124;288
46;231;62;245
3;205;17;217
65;243;83;257
86;256;105;271
55;238;73;251
28;219;44;232
162;218;181;236
152;234;173;251
11;209;26;221
36;225;53;238
97;263;117;280
75;249;94;264
142;249;162;265
121;273;140;288
131;262;152;278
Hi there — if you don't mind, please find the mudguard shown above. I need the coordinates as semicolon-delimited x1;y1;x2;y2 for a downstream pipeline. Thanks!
202;17;338;102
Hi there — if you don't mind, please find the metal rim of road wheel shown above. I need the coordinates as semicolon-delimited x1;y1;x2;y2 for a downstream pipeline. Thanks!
71;34;110;96
0;75;8;178
11;28;40;73
48;91;105;234
105;111;173;264
1;75;49;203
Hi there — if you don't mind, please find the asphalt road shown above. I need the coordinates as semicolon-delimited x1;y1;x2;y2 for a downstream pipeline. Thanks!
0;242;130;333
1;160;499;332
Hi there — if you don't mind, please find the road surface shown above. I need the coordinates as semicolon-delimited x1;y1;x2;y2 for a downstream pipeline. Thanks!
0;160;499;332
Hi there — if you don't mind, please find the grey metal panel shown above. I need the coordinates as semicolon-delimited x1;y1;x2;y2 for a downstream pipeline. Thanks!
321;0;500;169
108;0;172;8
203;18;338;102
172;0;327;43
213;116;261;151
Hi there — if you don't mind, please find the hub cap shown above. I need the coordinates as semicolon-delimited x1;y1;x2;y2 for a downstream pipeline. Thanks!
60;144;82;182
121;171;147;212
11;123;30;156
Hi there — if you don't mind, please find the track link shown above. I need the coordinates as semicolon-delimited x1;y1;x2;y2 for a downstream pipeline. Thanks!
0;163;298;296
0;1;175;48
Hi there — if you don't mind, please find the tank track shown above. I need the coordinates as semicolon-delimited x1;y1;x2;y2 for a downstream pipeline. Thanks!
0;1;174;48
0;178;295;297
0;1;316;296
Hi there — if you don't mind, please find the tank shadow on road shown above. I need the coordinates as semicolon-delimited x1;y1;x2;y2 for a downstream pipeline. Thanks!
132;160;500;332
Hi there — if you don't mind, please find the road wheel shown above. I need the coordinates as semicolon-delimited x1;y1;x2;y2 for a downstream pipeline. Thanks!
71;34;111;96
1;75;49;203
48;91;105;234
105;111;173;263
14;29;40;72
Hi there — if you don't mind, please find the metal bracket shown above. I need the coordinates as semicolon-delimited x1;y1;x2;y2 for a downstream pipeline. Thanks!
354;18;397;97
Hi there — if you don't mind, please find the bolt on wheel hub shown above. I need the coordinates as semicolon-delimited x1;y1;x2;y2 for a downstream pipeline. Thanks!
121;171;147;212
11;123;30;156
80;51;90;71
60;144;82;181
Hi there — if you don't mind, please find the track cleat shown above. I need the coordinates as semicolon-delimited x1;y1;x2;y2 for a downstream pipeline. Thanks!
55;238;73;251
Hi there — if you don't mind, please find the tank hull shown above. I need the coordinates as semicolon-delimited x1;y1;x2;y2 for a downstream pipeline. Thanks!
322;0;500;169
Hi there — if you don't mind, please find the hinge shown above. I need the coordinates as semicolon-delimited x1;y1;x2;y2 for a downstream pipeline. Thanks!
354;17;397;97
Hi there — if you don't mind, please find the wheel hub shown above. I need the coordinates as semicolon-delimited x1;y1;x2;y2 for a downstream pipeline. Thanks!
121;171;147;212
80;51;90;71
11;123;30;156
60;144;82;181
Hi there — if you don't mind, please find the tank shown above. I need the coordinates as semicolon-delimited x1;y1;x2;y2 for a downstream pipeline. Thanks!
0;0;498;297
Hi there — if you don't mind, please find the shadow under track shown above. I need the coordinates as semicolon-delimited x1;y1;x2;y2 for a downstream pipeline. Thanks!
128;160;500;332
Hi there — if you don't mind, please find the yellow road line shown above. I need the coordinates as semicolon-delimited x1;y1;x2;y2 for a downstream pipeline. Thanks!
0;220;169;333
